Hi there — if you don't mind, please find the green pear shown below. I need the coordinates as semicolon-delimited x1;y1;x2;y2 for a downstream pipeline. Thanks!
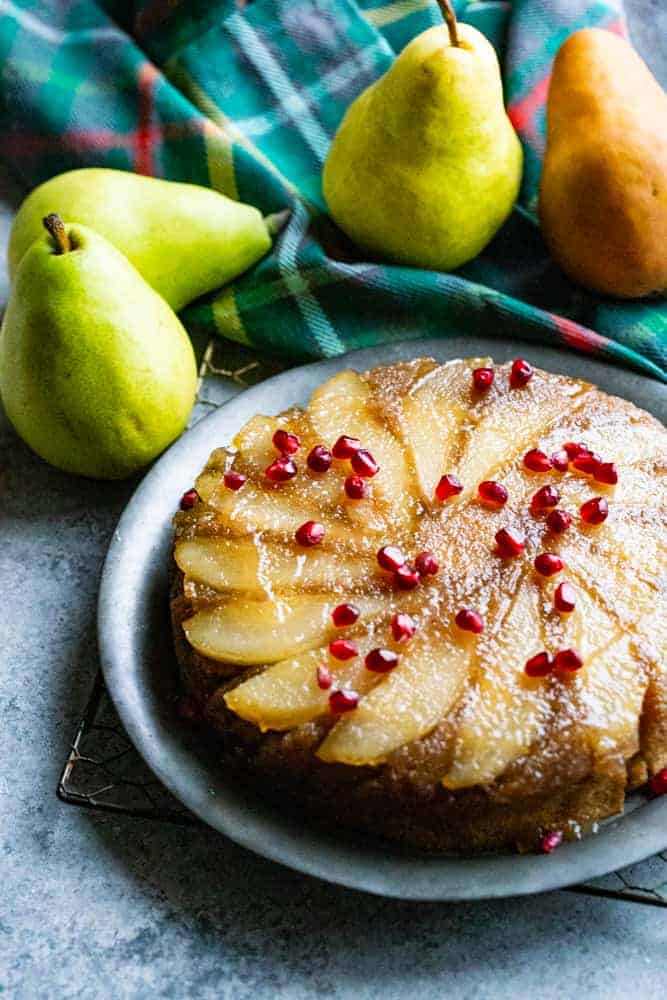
0;214;197;479
323;1;522;271
8;169;278;310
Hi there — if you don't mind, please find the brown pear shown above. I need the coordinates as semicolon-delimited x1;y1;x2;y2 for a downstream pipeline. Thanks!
539;29;667;298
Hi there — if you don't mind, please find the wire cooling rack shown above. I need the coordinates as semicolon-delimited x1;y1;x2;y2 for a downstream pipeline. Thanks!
58;337;667;907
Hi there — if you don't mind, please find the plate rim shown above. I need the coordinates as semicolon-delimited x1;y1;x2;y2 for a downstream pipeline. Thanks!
97;336;667;901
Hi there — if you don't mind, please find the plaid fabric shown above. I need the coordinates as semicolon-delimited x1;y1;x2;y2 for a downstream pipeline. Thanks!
1;0;665;381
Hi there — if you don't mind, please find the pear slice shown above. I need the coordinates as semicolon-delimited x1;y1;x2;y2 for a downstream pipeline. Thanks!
365;357;439;437
182;593;388;665
553;513;665;626
195;447;233;505
534;389;667;469
224;637;383;731
308;370;417;521
636;615;667;773
396;358;491;503
175;535;379;596
232;411;347;507
196;482;372;548
453;364;591;492
317;622;471;766
231;413;283;478
412;498;542;606
198;414;345;509
576;630;648;772
545;571;621;661
443;577;552;789
533;575;652;777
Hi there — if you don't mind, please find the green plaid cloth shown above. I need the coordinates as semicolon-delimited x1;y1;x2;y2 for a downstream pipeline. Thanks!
1;0;665;380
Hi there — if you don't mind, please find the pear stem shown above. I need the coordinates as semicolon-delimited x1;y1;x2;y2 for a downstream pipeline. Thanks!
43;213;70;254
436;0;459;47
264;208;291;239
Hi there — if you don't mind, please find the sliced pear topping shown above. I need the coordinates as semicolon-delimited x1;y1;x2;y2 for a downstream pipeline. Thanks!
195;447;233;505
453;365;591;491
196;483;371;547
317;622;471;766
399;358;491;503
308;369;417;520
175;535;379;596
545;574;619;661
540;390;667;468
224;638;382;731
443;578;551;789
576;630;648;772
177;356;666;803
636;615;667;774
182;593;389;665
232;413;283;477
365;357;439;438
554;518;664;625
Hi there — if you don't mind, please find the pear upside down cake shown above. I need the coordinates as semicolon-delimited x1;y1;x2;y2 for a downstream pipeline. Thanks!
170;357;667;852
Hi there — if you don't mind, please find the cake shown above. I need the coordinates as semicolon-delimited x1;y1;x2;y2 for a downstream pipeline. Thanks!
170;357;667;852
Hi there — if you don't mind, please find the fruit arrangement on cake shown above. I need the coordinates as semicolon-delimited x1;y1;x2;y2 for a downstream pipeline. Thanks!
170;357;667;852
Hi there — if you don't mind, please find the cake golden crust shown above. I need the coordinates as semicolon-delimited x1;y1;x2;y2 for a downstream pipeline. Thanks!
170;358;667;852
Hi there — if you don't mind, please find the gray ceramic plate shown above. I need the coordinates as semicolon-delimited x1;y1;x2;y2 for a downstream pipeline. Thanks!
98;336;667;900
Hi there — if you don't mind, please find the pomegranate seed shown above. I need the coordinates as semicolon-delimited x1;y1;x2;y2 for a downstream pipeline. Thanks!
435;473;463;502
478;480;508;507
351;448;379;478
377;546;405;572
573;449;600;474
563;441;587;459
531;484;561;513
580;496;609;525
332;603;360;627
272;428;300;455
546;508;573;534
329;689;359;713
176;695;200;721
455;607;485;634
534;552;564;576
265;456;297;482
332;435;361;459
524;651;553;677
344;475;368;499
391;612;417;642
524;449;552;473
554;582;576;613
295;520;325;547
317;665;332;690
648;768;667;796
415;551;439;576
472;367;494;390
179;488;199;510
365;648;399;673
223;471;246;492
329;638;358;661
551;449;569;473
510;358;533;388
594;461;618;485
495;527;526;557
553;648;583;672
307;445;332;473
540;830;564;853
395;564;420;589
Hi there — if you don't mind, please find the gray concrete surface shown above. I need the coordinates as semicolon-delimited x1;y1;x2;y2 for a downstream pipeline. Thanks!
1;4;666;998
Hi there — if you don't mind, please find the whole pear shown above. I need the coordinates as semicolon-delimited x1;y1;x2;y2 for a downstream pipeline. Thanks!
0;215;197;479
539;29;667;298
323;0;522;271
8;169;276;310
